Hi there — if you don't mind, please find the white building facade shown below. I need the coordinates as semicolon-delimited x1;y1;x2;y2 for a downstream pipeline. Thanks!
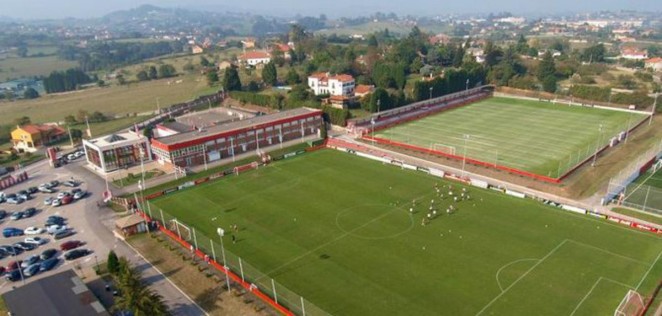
307;73;355;96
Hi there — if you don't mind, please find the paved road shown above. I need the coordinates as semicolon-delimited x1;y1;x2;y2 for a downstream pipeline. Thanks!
63;161;206;316
0;158;204;315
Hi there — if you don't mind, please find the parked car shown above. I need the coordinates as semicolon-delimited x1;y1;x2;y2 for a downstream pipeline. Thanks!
0;266;5;275
7;260;22;271
56;192;70;199
5;196;23;204
5;269;22;281
39;257;59;272
3;227;24;238
62;181;79;188
44;197;55;205
53;230;75;240
1;245;22;256
40;248;57;260
61;195;73;205
74;151;84;158
45;217;66;226
66;154;76;161
22;263;40;277
27;187;39;194
16;191;30;200
20;255;40;268
48;180;59;187
9;211;24;221
0;210;7;220
24;227;44;235
60;240;83;251
38;186;54;193
47;225;67;235
14;242;37;251
22;208;37;218
73;191;87;200
51;199;62;207
47;215;65;222
24;237;47;245
64;249;90;260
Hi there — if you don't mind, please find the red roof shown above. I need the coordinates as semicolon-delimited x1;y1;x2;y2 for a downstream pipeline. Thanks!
329;74;354;83
239;51;271;60
273;44;291;52
309;72;328;79
20;124;64;136
355;85;374;95
646;57;662;63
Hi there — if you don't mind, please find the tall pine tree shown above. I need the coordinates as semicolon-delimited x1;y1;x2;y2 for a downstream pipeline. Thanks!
222;66;242;91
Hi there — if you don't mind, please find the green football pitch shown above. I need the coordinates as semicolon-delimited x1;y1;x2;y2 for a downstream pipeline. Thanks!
372;97;646;178
151;150;662;316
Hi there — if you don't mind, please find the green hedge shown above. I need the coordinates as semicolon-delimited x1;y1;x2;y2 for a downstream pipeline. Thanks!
322;106;351;126
229;91;283;109
569;85;655;109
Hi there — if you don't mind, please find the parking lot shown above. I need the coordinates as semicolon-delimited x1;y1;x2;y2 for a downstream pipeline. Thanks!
0;154;108;292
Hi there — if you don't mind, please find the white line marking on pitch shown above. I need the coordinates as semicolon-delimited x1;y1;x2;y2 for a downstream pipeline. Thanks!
567;239;650;266
570;277;633;316
476;239;568;315
635;248;662;291
495;258;539;292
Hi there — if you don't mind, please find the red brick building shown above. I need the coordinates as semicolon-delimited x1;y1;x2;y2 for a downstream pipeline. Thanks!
150;108;323;168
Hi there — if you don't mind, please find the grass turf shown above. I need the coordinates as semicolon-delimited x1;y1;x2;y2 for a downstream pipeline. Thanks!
372;97;646;178
623;168;662;213
151;150;662;316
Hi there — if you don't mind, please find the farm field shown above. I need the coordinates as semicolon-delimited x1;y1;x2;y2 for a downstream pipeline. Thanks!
0;75;215;126
151;149;662;316
0;55;78;82
373;97;646;178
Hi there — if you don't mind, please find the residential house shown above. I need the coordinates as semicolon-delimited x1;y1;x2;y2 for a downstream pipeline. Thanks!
429;33;451;45
355;85;375;98
217;61;233;71
645;57;662;72
271;43;293;59
191;45;204;54
620;47;648;60
238;51;271;67
11;124;66;152
307;72;355;97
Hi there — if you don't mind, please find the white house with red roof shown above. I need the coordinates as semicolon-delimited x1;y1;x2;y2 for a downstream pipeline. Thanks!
620;47;648;60
271;43;294;59
645;57;662;72
307;72;355;97
238;51;271;66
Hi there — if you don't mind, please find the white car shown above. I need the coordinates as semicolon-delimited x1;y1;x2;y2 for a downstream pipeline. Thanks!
56;192;70;199
73;191;87;200
51;199;62;207
24;236;47;245
24;226;45;235
6;197;23;204
44;197;55;205
47;225;68;235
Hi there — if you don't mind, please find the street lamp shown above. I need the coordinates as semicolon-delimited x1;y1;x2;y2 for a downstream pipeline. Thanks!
461;134;470;177
216;228;227;266
592;124;604;167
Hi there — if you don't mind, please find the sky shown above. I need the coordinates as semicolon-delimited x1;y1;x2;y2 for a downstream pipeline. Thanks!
2;0;661;20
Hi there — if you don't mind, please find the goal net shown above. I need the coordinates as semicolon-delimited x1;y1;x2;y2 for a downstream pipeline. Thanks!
614;290;645;316
653;160;662;173
431;144;456;156
169;219;192;241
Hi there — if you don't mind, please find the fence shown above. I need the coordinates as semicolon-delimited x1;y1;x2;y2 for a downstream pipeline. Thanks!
619;181;662;215
145;203;330;316
604;140;662;206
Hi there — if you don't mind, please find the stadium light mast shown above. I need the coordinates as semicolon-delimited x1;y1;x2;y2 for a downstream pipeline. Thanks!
591;124;604;167
461;134;470;177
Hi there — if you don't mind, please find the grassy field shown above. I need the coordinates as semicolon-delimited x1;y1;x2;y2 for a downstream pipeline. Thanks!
151;150;662;316
373;97;645;178
612;207;662;226
622;167;662;213
0;75;214;126
0;55;78;81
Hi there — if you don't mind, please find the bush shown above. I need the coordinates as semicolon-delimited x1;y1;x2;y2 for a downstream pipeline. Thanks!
107;251;120;275
322;106;351;126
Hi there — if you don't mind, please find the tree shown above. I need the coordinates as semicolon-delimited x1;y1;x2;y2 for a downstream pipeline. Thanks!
97;79;105;87
23;88;39;99
542;75;557;93
247;80;260;92
90;111;107;122
117;74;126;85
143;125;154;139
206;71;219;86
200;56;211;67
148;66;158;80
319;121;327;139
483;41;503;67
158;64;176;78
536;51;556;81
222;66;242;91
14;116;31;126
70;128;83;140
64;115;77;124
136;70;149;82
581;44;606;63
452;45;465;68
367;34;379;47
261;62;278;86
286;68;301;85
77;110;89;122
107;251;120;274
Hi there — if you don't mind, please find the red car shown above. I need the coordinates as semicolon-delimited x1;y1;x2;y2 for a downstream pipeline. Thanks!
61;195;74;205
7;261;22;271
60;240;83;251
0;266;5;275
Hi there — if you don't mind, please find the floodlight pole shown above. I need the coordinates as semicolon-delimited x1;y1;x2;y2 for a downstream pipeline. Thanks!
462;134;469;177
465;79;469;91
230;138;235;162
217;229;227;266
592;124;603;167
202;145;208;171
429;87;433;100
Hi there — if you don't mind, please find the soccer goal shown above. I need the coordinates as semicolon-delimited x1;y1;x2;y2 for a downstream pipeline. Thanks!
169;219;192;241
614;290;645;316
431;144;456;156
653;159;662;173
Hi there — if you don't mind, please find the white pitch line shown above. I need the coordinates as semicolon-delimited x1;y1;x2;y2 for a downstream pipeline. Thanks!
570;277;634;316
476;239;568;315
567;240;650;266
635;248;662;291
